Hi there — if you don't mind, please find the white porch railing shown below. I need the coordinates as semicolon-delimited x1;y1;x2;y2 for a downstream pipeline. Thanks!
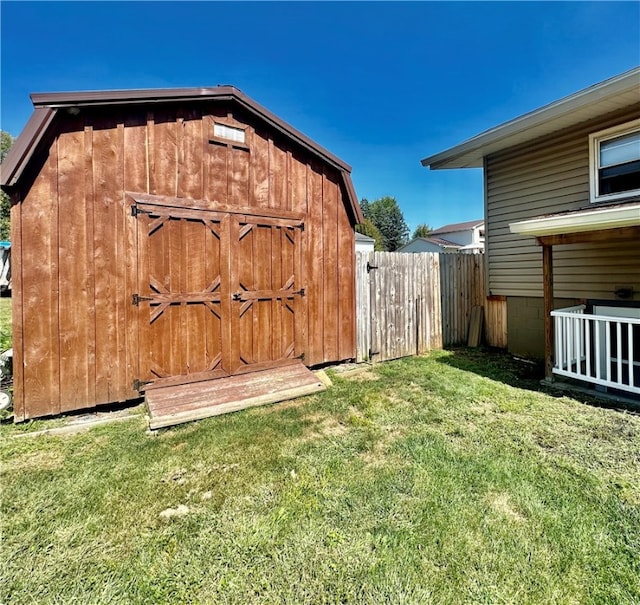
551;305;640;395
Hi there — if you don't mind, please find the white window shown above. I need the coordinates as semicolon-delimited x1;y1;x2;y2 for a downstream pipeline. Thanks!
213;122;246;144
589;119;640;203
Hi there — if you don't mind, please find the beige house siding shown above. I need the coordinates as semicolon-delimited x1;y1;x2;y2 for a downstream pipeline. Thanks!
486;105;640;301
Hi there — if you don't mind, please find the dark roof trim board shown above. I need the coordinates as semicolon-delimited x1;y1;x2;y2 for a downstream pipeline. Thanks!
2;86;364;223
0;107;56;188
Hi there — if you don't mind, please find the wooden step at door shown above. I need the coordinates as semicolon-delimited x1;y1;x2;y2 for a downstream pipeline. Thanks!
146;361;326;429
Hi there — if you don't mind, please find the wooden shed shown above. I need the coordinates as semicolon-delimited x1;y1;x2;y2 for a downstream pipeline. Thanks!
0;87;363;423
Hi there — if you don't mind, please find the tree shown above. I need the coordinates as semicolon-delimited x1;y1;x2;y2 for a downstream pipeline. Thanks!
359;196;408;252
412;223;432;239
0;131;13;241
355;218;385;251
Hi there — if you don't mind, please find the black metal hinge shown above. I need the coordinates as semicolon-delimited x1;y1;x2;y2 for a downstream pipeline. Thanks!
132;293;153;306
132;378;152;392
367;262;378;273
131;205;151;217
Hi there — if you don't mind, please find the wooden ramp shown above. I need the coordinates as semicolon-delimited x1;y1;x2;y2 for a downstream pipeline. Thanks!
146;362;326;429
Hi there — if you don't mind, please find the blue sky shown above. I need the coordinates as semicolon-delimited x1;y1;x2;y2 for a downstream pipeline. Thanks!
1;2;638;232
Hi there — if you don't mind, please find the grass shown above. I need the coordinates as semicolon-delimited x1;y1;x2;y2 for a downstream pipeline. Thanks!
1;348;639;604
0;296;10;351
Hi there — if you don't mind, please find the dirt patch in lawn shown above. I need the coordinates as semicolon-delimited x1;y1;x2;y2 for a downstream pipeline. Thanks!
343;369;380;382
486;491;526;523
9;450;65;471
299;413;349;441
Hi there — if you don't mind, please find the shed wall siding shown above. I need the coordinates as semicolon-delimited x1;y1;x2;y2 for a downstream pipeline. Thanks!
15;104;356;418
486;105;640;300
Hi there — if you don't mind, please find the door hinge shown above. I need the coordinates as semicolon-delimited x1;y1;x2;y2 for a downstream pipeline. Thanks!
294;288;305;297
297;352;305;361
133;378;152;392
366;262;378;274
369;348;379;359
132;293;153;306
131;205;151;217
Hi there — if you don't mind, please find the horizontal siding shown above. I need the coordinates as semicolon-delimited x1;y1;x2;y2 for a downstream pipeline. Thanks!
486;105;640;300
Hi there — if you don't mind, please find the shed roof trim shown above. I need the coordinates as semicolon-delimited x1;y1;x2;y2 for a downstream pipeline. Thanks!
421;67;640;170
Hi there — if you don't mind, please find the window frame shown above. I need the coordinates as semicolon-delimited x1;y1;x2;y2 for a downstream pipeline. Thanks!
210;118;249;150
589;118;640;204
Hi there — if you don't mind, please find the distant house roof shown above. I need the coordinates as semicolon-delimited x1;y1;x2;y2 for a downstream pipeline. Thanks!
430;219;483;235
0;85;363;223
421;236;461;248
355;232;375;243
396;236;462;252
421;66;640;170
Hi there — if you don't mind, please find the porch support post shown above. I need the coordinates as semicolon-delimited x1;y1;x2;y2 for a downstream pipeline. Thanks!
542;243;554;381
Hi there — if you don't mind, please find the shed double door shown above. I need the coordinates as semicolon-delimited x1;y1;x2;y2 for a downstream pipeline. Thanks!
133;201;305;388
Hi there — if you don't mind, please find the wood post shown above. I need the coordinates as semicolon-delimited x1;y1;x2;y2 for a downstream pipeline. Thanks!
542;244;554;381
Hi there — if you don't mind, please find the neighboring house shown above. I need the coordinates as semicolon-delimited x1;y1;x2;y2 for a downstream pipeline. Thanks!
422;67;640;398
0;86;363;421
398;219;484;253
355;232;375;253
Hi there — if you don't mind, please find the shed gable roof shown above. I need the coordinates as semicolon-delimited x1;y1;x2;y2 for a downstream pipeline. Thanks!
1;86;363;223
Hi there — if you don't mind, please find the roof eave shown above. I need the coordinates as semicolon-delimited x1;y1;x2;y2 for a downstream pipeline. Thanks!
0;107;56;189
31;86;352;174
509;202;640;237
421;66;640;170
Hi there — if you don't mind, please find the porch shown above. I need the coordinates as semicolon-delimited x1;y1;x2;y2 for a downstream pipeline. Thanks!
551;305;640;395
510;201;640;399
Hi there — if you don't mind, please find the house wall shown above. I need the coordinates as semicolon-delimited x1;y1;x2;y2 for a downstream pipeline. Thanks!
486;105;640;300
437;229;474;247
485;104;640;358
507;296;580;358
355;237;375;253
12;103;356;420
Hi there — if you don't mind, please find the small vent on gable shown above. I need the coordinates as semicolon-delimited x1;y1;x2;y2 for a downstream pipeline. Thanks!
214;122;246;144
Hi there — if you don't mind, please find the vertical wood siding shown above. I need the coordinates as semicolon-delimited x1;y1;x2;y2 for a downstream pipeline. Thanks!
486;106;640;300
15;103;356;418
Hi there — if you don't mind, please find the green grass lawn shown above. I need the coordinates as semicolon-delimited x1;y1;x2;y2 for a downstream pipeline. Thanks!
1;349;639;604
0;296;10;351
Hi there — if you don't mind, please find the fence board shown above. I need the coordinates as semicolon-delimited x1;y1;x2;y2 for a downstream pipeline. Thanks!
356;252;505;362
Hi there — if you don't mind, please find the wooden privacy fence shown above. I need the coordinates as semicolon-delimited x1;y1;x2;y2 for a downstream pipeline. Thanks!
356;252;507;362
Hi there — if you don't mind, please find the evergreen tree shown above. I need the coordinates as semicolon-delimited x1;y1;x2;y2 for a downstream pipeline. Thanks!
355;218;385;251
412;223;432;239
359;196;408;251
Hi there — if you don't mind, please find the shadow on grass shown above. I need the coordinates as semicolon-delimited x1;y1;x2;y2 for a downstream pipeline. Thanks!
437;346;545;391
437;346;640;414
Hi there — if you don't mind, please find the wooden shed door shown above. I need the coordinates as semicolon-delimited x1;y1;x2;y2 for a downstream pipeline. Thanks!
231;218;305;376
134;202;305;388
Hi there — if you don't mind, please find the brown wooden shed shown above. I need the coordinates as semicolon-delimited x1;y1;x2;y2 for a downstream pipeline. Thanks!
1;87;363;422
